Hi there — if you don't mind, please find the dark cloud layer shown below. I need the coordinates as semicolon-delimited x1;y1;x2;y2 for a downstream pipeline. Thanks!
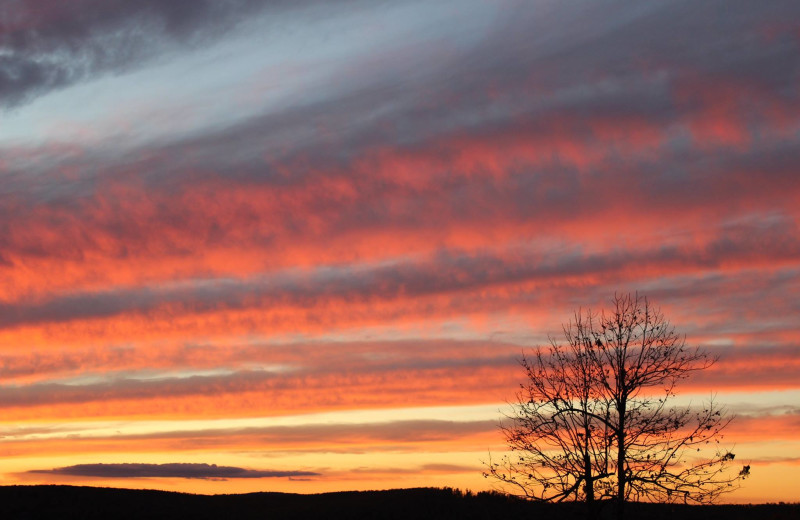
0;0;353;107
30;462;318;479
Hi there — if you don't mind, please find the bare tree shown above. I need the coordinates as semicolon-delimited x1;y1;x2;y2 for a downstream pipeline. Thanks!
485;332;613;510
485;293;748;519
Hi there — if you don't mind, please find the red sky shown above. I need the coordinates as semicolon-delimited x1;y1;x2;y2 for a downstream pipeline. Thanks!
0;0;799;503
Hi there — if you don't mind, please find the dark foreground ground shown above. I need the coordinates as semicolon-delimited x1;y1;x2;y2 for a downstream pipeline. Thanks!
0;486;797;519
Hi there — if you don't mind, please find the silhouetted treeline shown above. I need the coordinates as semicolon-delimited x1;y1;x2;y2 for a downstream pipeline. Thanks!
1;485;797;520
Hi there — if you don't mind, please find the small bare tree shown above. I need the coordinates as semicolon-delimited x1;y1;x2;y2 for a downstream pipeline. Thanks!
485;293;748;519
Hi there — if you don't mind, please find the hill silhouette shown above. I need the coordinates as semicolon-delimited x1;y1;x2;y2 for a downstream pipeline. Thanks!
1;485;797;519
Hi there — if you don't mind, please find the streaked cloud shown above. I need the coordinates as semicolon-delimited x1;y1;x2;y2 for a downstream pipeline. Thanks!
30;462;318;480
0;0;798;502
0;0;329;108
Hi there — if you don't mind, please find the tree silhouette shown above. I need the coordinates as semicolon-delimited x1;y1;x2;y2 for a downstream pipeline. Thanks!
485;293;748;519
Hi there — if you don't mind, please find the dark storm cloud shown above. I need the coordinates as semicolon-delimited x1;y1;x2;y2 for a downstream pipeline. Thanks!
30;462;318;479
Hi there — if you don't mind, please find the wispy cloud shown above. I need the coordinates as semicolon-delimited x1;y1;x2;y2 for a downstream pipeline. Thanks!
0;0;335;108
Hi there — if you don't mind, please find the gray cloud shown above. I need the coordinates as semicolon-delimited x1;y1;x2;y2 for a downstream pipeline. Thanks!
0;214;798;330
0;0;798;274
347;463;478;475
0;0;360;108
0;352;519;408
0;338;517;382
2;419;498;457
113;419;498;449
2;96;798;277
29;462;318;479
0;369;281;407
1;325;796;409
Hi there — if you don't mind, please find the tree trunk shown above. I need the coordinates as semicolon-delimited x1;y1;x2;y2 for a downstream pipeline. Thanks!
616;397;626;520
584;455;595;502
583;422;595;501
584;452;598;520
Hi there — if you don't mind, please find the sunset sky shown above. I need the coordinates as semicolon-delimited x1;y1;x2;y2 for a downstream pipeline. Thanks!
1;0;799;504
